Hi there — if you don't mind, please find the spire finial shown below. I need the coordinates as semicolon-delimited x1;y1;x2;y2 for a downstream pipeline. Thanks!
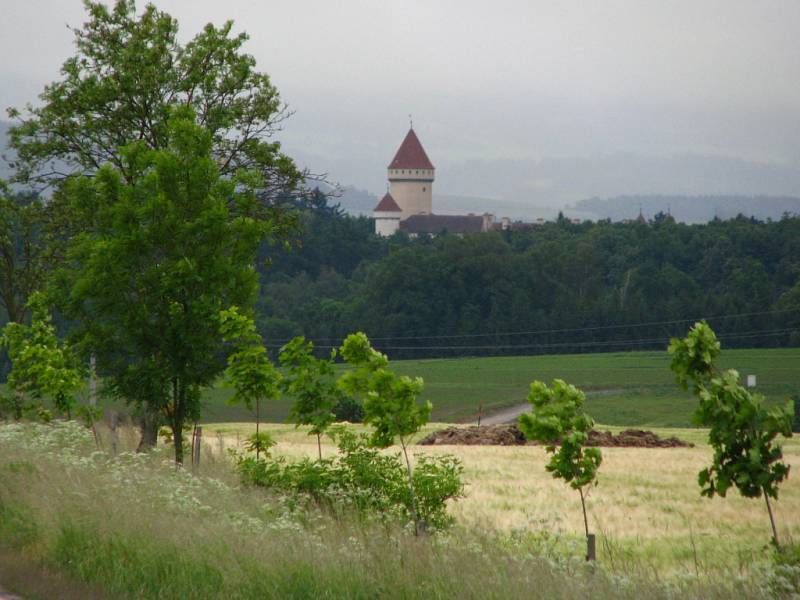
409;114;413;129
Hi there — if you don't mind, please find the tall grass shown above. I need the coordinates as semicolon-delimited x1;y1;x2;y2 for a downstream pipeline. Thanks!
0;421;794;599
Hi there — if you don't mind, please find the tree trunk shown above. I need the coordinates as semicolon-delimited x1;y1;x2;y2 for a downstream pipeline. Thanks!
12;391;24;421
136;407;160;452
579;487;590;538
170;377;185;465
173;422;184;465
400;437;421;536
764;489;780;549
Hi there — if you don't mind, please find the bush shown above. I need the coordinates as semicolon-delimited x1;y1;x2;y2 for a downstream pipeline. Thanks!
332;396;364;423
235;428;464;530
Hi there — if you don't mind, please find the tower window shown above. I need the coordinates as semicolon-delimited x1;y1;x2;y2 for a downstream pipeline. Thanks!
422;187;426;192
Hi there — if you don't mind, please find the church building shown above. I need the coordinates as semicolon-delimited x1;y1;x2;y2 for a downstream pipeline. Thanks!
373;127;493;236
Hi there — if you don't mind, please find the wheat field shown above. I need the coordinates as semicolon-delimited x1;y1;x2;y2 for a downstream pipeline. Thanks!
203;422;800;573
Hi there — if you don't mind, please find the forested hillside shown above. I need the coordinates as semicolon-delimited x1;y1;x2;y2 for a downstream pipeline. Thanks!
258;196;800;357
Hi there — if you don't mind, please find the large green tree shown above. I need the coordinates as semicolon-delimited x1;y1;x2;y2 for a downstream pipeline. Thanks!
7;0;303;199
6;0;305;444
53;109;275;464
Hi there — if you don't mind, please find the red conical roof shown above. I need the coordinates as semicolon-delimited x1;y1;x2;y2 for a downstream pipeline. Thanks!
388;128;435;170
374;192;401;212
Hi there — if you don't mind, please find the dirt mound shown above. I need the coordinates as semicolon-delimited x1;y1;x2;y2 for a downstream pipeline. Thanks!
418;424;693;448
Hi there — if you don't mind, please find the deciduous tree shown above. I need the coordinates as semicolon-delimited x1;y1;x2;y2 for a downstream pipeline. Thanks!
53;110;276;464
669;322;793;547
0;184;47;324
518;379;602;559
220;306;282;459
338;332;431;534
1;292;83;420
8;0;303;199
279;336;342;459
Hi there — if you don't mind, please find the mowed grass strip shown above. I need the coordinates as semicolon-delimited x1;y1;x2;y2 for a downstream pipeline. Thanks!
194;348;799;426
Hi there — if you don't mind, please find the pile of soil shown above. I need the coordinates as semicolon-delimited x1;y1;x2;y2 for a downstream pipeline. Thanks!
417;424;693;448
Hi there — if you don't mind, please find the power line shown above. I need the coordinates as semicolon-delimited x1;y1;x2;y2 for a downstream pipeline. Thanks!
267;307;800;345
265;327;798;353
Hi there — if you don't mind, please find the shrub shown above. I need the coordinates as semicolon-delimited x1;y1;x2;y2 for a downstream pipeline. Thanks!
235;428;464;531
332;396;364;423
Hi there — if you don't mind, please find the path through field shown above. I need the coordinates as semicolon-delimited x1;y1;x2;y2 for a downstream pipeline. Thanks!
480;388;624;425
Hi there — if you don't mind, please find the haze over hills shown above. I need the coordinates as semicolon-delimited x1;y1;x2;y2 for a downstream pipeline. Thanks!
4;119;800;223
0;121;11;180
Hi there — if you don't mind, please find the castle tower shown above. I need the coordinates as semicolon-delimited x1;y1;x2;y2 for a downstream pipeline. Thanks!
387;127;435;220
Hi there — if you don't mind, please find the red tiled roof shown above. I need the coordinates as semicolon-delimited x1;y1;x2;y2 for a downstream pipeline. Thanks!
373;192;401;212
388;128;435;170
400;214;484;234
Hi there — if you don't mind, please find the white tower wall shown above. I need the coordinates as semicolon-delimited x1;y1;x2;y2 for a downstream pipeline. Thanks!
388;169;434;219
374;212;400;236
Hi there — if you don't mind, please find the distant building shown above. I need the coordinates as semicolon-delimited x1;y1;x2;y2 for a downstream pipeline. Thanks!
374;127;513;236
387;128;435;220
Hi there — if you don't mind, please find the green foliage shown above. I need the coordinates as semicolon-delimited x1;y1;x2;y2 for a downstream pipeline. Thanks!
0;292;83;420
0;184;47;324
255;213;800;360
54;111;280;463
279;336;341;437
338;332;430;449
235;428;464;531
244;432;276;456
669;323;792;501
332;395;364;423
8;0;302;198
518;379;602;490
792;395;800;434
220;306;282;412
668;321;721;392
337;332;431;535
670;323;793;547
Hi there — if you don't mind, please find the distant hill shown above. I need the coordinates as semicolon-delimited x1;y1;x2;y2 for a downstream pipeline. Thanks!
332;186;378;215
573;195;800;224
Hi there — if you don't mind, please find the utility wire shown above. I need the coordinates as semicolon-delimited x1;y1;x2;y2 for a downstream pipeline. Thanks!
265;327;798;352
267;307;800;345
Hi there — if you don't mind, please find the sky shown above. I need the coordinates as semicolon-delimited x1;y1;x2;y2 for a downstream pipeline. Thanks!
2;0;800;214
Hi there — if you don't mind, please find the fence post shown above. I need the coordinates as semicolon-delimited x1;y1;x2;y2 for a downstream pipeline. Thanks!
586;533;596;561
192;426;202;471
110;411;119;457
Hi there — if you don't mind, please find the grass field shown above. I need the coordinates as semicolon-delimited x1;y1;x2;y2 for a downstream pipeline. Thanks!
8;420;785;600
202;421;800;575
195;347;800;426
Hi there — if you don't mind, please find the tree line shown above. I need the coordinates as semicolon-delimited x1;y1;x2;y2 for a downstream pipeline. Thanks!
257;202;800;358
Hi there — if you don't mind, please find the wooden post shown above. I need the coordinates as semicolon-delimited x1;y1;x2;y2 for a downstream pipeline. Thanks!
586;534;596;561
192;426;202;471
477;402;483;427
110;411;119;457
88;354;97;406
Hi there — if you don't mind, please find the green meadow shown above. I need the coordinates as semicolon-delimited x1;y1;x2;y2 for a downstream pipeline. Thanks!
191;348;799;426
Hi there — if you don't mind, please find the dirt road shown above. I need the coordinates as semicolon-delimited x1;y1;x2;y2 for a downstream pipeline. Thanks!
478;389;624;426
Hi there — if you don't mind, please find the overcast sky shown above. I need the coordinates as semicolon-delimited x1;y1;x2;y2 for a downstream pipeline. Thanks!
2;1;800;209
